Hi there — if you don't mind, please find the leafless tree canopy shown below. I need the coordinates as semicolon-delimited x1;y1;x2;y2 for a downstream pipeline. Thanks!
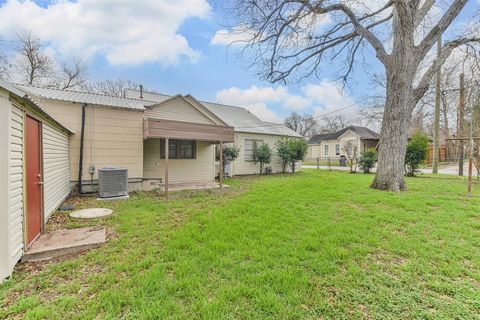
0;35;9;78
223;0;479;191
284;111;318;136
321;114;352;132
85;78;143;97
15;30;54;85
56;57;89;90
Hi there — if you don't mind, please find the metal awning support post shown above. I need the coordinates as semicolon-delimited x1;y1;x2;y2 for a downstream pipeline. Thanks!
219;141;223;189
165;138;169;199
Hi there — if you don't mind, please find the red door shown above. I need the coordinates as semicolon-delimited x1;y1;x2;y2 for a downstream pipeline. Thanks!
25;115;42;246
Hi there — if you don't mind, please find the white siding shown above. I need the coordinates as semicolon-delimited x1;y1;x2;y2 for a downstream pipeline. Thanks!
146;96;215;125
143;139;215;184
9;104;24;270
232;132;302;175
42;122;70;221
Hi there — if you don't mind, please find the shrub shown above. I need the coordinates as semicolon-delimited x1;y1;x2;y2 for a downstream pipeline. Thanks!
276;138;308;173
405;132;429;176
359;148;377;173
221;145;240;173
275;138;292;173
253;143;272;174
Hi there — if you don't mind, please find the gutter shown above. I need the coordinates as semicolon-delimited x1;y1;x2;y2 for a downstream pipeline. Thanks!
77;103;95;195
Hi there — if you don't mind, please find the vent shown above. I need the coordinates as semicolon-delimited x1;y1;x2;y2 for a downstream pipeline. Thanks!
98;167;128;198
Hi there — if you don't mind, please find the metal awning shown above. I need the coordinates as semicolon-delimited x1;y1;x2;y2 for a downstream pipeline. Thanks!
144;118;234;142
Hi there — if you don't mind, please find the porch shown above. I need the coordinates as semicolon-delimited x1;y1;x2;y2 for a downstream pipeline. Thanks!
143;118;235;197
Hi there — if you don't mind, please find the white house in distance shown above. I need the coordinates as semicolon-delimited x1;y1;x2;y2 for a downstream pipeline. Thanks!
1;80;301;281
307;126;380;160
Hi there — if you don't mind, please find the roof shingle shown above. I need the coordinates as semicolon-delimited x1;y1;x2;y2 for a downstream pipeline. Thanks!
308;126;380;144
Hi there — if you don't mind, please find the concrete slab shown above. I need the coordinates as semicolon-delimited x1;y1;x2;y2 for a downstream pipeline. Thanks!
143;180;229;192
69;208;113;219
22;227;105;262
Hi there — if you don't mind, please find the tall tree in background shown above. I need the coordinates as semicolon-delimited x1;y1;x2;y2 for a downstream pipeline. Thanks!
284;111;317;137
56;57;89;90
7;30;88;89
224;0;478;191
321;114;352;132
0;35;9;79
15;30;54;85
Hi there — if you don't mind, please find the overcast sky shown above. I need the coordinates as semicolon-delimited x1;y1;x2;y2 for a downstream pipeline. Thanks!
0;0;476;123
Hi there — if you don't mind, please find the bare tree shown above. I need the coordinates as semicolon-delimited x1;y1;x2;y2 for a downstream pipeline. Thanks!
284;111;318;137
15;30;54;85
56;57;89;90
321;114;352;132
85;78;143;97
0;35;9;79
343;140;359;173
224;0;479;191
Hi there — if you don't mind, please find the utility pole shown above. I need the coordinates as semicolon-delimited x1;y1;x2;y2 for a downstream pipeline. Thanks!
468;125;473;198
458;73;465;176
432;37;441;174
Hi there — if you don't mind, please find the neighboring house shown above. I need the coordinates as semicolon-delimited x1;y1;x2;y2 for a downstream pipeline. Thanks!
307;126;380;160
1;79;72;281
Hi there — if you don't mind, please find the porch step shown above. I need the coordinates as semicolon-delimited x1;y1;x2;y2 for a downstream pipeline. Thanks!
22;227;106;262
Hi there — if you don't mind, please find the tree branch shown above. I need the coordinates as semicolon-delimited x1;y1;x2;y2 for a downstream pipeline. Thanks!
414;37;480;102
417;0;468;58
414;0;435;29
310;2;392;65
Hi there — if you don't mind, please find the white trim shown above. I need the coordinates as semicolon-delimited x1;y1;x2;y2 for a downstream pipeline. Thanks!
337;130;360;140
0;91;12;281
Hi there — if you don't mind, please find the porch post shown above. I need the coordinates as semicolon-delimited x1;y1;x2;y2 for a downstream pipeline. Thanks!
219;141;223;189
165;138;169;198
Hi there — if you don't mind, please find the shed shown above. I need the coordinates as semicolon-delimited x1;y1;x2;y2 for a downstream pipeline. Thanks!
0;79;73;281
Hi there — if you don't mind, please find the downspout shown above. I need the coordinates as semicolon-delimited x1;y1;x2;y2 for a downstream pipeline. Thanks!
78;103;87;194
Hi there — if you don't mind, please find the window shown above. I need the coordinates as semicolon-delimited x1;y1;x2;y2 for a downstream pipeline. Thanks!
245;139;263;161
335;144;340;156
324;144;329;156
160;139;196;159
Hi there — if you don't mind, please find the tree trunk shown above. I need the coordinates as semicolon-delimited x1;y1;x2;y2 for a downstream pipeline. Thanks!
372;71;415;191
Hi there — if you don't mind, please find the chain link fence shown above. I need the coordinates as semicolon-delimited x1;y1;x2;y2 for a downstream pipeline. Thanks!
302;156;480;177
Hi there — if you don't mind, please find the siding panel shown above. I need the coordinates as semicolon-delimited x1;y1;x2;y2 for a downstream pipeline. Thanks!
42;123;70;221
146;97;215;125
144;139;215;184
233;132;302;175
9;105;24;269
38;101;144;182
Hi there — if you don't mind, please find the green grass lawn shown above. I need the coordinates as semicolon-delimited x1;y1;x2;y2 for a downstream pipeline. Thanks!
1;170;479;319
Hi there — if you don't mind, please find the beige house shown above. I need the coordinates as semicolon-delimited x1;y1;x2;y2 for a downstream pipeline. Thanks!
307;126;380;160
11;84;300;191
124;89;303;176
1;80;300;281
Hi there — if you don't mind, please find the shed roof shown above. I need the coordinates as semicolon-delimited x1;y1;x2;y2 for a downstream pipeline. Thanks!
16;84;154;110
0;79;74;133
308;126;380;144
124;88;301;137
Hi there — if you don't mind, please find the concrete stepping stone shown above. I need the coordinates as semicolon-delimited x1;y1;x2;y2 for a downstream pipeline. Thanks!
22;227;105;262
69;208;113;219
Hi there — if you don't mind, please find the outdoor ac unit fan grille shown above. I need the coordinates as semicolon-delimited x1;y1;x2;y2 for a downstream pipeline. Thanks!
98;167;128;198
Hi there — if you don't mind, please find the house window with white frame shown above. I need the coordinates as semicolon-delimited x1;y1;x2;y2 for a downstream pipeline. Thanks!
335;144;340;156
324;144;329;156
245;139;263;161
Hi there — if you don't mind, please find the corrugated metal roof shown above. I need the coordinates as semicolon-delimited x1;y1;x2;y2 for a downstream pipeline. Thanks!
125;88;301;137
0;79;75;133
16;84;155;110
